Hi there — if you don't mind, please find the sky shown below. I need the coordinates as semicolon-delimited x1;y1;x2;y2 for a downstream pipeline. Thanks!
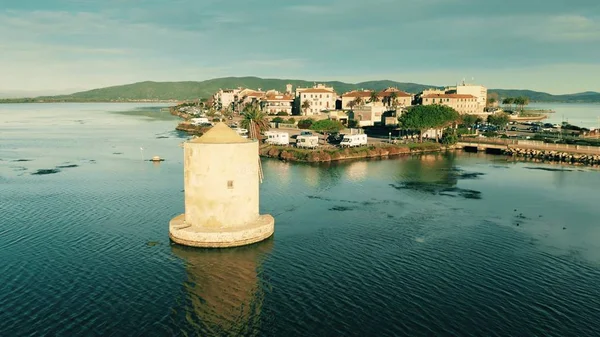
1;0;599;95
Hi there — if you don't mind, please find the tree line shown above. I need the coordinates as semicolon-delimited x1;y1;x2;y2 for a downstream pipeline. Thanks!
501;96;530;112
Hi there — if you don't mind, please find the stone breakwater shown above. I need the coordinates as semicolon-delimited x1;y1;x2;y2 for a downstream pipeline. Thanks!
504;148;600;165
260;144;443;163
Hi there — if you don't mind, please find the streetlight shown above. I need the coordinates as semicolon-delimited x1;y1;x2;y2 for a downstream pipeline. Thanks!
389;132;392;143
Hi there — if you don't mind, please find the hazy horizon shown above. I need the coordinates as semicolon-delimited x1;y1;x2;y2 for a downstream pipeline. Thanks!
1;0;598;95
1;77;600;99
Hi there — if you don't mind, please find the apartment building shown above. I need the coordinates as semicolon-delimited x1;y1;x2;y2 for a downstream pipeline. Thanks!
296;84;336;116
421;82;487;113
262;93;294;115
455;83;487;113
422;93;479;114
213;88;241;110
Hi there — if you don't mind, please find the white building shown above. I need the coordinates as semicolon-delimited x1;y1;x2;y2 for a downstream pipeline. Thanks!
296;84;336;116
262;93;294;115
455;82;487;113
213;88;241;110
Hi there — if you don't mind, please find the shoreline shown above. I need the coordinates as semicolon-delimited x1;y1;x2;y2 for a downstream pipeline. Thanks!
259;143;445;163
169;104;599;166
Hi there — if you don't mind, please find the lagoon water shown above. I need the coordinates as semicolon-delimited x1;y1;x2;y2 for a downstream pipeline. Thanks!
529;102;600;129
1;103;600;336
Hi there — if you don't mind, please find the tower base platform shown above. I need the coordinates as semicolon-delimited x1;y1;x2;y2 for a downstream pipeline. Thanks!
169;214;275;248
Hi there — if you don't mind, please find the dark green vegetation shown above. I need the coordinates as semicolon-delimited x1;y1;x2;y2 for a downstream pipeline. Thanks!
240;102;270;135
398;105;461;141
3;76;599;103
260;142;442;162
487;112;511;129
310;120;346;133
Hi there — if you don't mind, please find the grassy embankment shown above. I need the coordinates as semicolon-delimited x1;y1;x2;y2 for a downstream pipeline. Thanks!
260;143;443;163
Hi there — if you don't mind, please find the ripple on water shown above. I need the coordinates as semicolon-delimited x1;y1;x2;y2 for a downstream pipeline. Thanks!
3;105;600;337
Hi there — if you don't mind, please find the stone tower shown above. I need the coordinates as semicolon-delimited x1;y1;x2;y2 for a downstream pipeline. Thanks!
169;122;274;248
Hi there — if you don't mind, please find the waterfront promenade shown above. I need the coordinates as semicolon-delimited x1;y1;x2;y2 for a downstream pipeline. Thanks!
458;139;600;155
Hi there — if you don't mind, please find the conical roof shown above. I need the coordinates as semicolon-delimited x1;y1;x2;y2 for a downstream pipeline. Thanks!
190;122;250;144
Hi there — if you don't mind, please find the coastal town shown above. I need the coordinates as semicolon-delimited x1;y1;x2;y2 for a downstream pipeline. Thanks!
171;81;600;165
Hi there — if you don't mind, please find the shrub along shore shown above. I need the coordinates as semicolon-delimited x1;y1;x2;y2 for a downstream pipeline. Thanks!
259;143;443;163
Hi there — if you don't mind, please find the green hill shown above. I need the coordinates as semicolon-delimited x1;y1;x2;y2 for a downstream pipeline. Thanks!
20;77;440;102
2;76;599;103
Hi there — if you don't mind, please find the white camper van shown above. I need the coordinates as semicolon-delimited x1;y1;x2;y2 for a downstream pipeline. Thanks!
191;117;211;126
296;134;319;148
340;134;367;147
264;131;289;145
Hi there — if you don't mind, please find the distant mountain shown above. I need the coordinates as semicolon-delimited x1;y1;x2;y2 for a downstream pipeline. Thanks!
1;76;599;103
30;77;438;102
489;89;600;103
0;88;84;99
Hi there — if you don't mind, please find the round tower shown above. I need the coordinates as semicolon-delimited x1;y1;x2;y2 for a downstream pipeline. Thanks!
169;122;274;248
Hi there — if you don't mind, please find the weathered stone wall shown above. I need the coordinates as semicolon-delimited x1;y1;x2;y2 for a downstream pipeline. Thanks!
184;141;259;229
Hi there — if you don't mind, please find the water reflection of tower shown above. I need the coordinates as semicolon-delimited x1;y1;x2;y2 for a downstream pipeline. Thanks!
302;166;320;187
170;238;274;337
264;160;290;186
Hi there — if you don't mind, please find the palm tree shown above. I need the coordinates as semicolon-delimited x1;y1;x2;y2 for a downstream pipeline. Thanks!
301;100;311;116
352;97;364;108
502;97;514;112
346;100;357;111
368;91;380;105
389;92;398;110
514;96;529;112
240;102;268;183
381;95;390;108
240;102;270;136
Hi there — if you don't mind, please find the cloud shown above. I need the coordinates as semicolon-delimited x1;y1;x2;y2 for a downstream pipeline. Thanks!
0;1;599;93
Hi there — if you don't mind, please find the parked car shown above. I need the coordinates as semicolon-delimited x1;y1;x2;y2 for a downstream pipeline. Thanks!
327;133;344;144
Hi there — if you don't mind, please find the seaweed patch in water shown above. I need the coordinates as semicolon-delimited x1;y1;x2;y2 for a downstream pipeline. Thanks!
457;189;482;199
456;172;485;179
112;152;123;155
525;167;572;172
56;164;79;169
329;206;353;212
12;159;32;162
31;168;61;175
146;241;160;247
156;136;169;139
390;182;482;200
308;195;333;201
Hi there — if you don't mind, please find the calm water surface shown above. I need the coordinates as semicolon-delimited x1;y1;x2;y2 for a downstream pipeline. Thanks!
1;103;600;337
530;102;600;129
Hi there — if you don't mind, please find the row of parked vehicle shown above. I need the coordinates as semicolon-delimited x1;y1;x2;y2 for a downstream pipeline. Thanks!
263;130;368;148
